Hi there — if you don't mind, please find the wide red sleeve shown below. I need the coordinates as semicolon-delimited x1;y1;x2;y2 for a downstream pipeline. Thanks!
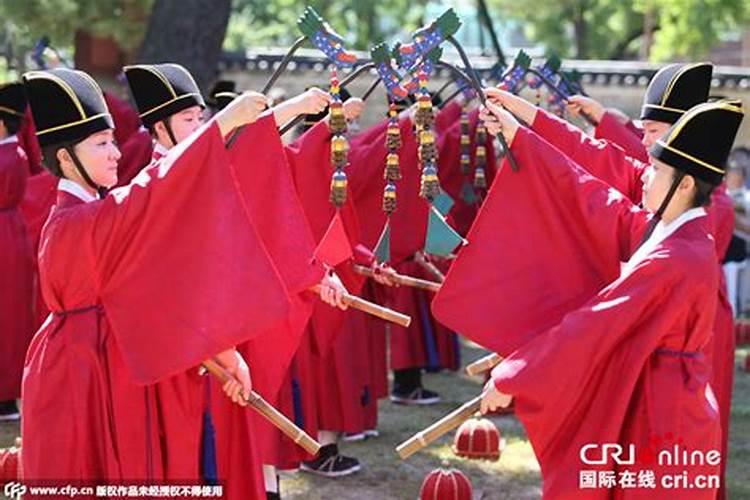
594;111;649;163
532;108;648;203
432;127;649;356
228;114;324;294
285;121;367;352
89;121;291;384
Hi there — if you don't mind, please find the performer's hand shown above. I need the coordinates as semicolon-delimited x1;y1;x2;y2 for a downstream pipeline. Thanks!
294;87;331;116
215;91;268;136
485;87;537;125
479;101;520;145
215;349;252;407
566;96;604;124
343;98;365;122
269;87;331;127
372;262;398;287
480;379;512;414
319;271;349;310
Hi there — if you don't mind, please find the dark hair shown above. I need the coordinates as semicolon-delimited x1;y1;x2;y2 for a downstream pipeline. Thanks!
673;170;715;208
41;140;79;178
147;116;173;138
0;115;21;136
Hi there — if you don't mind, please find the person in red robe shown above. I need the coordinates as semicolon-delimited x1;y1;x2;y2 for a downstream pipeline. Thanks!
488;63;736;497
20;66;293;489
281;96;396;479
436;96;743;499
346;102;460;406
0;82;34;421
124;64;347;499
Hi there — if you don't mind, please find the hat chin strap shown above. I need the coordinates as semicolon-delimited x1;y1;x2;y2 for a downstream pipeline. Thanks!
163;118;178;148
64;146;108;199
636;170;686;249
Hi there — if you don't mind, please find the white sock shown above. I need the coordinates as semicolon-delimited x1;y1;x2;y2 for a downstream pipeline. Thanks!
263;464;278;493
318;430;338;446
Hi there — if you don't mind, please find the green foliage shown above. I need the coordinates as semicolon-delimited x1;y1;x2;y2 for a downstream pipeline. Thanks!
488;0;748;60
224;0;430;52
648;0;749;61
0;0;153;51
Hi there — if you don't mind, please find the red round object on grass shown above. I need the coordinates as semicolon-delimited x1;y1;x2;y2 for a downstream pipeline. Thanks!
419;467;473;500
452;417;502;460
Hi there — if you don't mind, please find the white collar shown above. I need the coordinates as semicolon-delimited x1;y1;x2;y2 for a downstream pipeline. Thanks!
0;135;18;146
57;178;98;203
152;141;170;158
624;207;706;271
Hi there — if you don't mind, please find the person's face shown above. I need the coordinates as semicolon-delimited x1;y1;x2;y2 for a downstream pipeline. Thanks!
640;120;671;149
157;106;205;146
66;129;121;188
641;159;679;213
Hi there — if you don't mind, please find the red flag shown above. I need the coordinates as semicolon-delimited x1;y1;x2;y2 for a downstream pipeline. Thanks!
314;211;353;267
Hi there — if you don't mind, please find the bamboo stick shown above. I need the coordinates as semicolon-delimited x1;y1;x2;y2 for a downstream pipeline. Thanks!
353;265;441;293
465;353;503;376
396;395;482;460
310;285;411;327
201;359;321;456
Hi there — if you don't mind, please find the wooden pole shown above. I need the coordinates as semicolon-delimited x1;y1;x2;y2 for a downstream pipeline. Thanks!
353;265;441;293
201;359;321;456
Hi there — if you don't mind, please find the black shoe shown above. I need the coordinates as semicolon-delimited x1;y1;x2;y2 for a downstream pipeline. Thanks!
266;493;281;500
300;444;361;478
0;401;19;421
390;387;441;406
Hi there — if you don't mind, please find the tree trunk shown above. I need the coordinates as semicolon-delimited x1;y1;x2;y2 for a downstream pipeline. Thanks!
640;3;656;60
137;0;231;91
573;5;587;59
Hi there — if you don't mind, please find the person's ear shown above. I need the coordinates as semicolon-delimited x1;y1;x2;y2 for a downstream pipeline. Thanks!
679;174;696;195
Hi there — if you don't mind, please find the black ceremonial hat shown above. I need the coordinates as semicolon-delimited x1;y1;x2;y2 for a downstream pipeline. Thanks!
0;82;27;121
640;62;712;124
22;68;113;147
124;63;205;127
208;80;238;111
650;100;744;186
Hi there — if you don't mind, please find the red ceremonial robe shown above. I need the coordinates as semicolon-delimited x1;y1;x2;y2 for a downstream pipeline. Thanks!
0;137;34;401
435;127;721;499
594;111;646;162
436;107;497;236
216;114;322;482
434;101;463;135
348;116;459;371
274;120;370;460
531;108;735;494
22;121;290;484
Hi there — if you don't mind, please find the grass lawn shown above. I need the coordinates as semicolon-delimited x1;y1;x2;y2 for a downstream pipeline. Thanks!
2;343;749;499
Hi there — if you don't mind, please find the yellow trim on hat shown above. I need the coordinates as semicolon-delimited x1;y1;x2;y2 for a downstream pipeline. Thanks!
35;113;111;136
24;71;86;119
661;62;710;107
656;100;743;175
665;100;743;145
214;91;238;99
124;64;177;99
77;70;107;104
655;140;725;174
138;92;202;119
0;105;23;117
642;103;685;114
